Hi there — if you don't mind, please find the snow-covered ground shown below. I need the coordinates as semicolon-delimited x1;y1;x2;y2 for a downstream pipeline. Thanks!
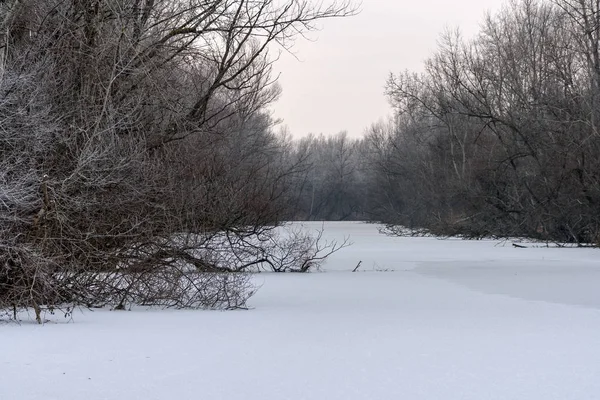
2;221;600;400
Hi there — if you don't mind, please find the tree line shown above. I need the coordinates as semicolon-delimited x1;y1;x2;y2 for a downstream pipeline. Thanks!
286;0;600;246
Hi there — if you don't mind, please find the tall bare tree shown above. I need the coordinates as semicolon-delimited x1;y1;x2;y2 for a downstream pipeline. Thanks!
0;0;356;322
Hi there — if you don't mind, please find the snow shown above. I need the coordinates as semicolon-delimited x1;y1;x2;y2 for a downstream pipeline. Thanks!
2;221;600;400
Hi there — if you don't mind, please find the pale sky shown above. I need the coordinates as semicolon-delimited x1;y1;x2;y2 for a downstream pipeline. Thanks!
271;0;506;138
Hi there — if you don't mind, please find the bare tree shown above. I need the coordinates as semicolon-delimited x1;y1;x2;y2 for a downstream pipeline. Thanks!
0;0;357;322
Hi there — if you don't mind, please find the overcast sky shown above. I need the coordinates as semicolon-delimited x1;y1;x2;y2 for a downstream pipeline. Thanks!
270;0;507;138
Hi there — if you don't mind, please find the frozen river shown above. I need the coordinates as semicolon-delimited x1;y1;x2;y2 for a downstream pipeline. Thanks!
2;221;599;400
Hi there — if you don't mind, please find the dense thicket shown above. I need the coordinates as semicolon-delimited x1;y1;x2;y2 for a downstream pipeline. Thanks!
0;0;353;321
374;0;600;244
